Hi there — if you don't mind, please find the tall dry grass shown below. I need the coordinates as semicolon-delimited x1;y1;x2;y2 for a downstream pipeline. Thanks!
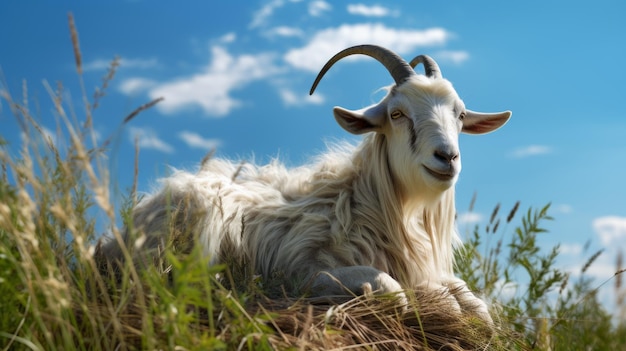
0;13;624;351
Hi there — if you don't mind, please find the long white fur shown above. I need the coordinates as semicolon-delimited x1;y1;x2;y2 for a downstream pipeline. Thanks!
105;73;508;324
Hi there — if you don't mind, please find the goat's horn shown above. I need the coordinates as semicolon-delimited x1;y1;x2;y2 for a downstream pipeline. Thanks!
409;55;442;79
309;45;415;95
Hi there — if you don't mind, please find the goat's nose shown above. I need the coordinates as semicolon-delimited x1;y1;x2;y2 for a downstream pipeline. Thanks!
434;149;459;164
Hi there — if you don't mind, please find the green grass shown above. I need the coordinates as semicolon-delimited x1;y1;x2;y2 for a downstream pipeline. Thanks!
0;15;624;350
455;200;626;350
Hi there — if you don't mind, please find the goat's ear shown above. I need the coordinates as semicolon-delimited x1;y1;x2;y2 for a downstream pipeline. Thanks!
462;110;512;135
333;104;386;135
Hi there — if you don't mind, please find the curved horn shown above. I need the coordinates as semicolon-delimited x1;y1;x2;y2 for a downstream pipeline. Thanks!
409;55;442;79
309;45;415;95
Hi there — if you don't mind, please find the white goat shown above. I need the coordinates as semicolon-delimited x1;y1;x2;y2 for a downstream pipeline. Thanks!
102;45;511;323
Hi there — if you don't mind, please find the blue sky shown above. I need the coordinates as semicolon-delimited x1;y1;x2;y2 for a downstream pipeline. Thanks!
1;1;625;306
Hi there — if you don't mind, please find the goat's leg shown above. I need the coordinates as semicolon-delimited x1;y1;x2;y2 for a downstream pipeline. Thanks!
308;266;405;302
444;277;492;324
415;280;463;314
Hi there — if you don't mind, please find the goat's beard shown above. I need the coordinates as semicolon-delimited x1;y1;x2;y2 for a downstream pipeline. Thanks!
422;168;458;192
393;167;457;206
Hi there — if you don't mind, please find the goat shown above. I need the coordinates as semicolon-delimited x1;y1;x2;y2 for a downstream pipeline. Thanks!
100;45;511;323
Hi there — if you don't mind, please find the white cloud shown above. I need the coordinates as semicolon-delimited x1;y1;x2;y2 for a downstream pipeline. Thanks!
593;216;626;247
83;57;159;72
309;0;331;16
128;126;174;153
279;88;324;106
434;50;470;65
128;46;281;117
250;0;287;28
39;126;57;146
559;243;583;255
264;26;304;38
82;59;114;72
284;24;450;72
178;131;221;150
347;4;394;17
576;254;616;280
457;211;483;225
118;78;157;95
554;204;573;214
493;279;518;301
509;144;552;158
218;32;237;44
560;251;622;319
22;126;57;147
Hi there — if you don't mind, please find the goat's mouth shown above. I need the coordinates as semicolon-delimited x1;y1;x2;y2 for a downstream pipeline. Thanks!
423;166;456;182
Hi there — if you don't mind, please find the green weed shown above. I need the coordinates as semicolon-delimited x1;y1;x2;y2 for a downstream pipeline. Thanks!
0;13;624;350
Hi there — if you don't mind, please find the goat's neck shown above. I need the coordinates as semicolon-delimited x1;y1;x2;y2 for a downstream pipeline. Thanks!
352;134;458;279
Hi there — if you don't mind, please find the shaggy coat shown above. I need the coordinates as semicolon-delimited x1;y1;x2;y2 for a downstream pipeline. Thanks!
101;47;511;324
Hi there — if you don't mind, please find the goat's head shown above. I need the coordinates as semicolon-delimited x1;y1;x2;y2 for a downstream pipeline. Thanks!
310;45;511;202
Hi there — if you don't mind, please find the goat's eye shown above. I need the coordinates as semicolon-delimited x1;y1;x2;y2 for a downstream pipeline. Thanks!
390;110;403;119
